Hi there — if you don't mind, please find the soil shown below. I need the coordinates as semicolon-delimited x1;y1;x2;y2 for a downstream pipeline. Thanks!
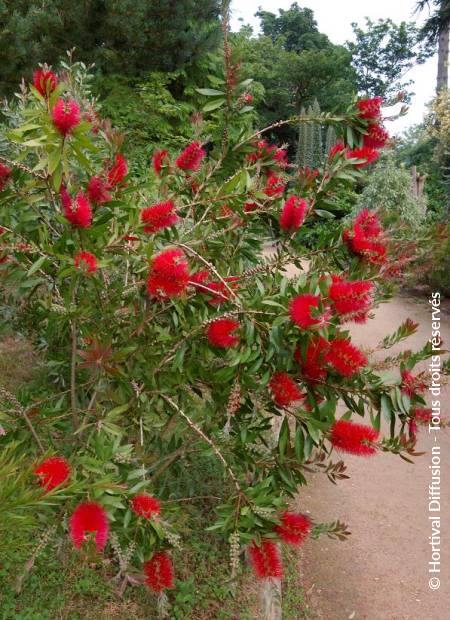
296;295;450;620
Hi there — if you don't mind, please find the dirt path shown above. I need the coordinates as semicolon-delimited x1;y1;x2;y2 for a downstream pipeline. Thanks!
297;295;449;620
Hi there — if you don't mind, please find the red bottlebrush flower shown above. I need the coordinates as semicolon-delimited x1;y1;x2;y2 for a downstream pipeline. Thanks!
52;99;81;135
355;209;383;238
74;251;97;273
289;294;328;330
243;92;253;104
325;338;367;377
175;141;205;172
34;456;70;491
131;494;161;519
343;209;387;265
295;336;330;383
412;407;433;425
0;226;5;235
269;372;303;407
264;174;286;197
328;141;346;159
147;248;189;299
279;196;308;231
357;96;383;119
329;276;374;323
330;419;379;456
152;149;169;176
87;176;112;205
274;511;311;546
248;540;283;580
201;277;240;305
70;502;109;552
401;370;427;398
141;201;179;233
143;552;174;592
61;188;93;228
107;154;128;187
346;146;380;168
273;148;288;168
244;201;258;213
33;69;58;98
0;163;12;191
363;124;389;149
207;318;240;348
189;270;209;286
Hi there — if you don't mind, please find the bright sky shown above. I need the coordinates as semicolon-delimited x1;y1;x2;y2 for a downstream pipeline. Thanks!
230;0;438;134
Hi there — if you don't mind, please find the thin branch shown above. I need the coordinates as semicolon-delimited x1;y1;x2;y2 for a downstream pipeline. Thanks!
159;394;242;494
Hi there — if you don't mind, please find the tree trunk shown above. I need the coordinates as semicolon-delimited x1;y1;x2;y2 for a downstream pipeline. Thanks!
437;20;450;91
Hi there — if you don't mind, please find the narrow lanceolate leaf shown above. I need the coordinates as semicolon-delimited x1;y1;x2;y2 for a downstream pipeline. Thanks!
378;318;419;349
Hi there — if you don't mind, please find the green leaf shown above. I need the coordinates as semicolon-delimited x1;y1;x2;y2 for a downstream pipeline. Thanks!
27;256;46;276
196;88;225;96
203;98;226;112
278;417;289;462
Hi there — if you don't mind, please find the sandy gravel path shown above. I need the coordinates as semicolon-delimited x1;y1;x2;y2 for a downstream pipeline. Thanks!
297;295;449;620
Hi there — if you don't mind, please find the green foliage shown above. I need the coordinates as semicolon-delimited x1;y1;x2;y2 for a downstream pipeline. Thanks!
0;0;221;95
347;18;431;99
356;152;427;226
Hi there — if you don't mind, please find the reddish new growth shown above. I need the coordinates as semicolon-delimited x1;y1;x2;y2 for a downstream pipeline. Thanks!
34;456;70;491
175;141;205;171
33;69;57;98
141;201;179;233
330;419;379;456
207;318;240;348
131;494;161;519
61;187;93;228
401;370;428;398
144;552;174;592
52;99;81;135
264;174;285;197
289;294;328;330
70;502;109;551
269;372;303;407
0;163;12;190
153;149;169;176
107;154;128;187
363;124;389;149
325;338;367;377
87;176;112;205
329;276;374;323
74;251;97;273
147;248;189;299
295;335;329;383
298;166;319;187
248;540;283;580
357;96;383;119
279;196;308;231
328;141;346;160
274;511;311;546
343;209;386;265
346;145;380;168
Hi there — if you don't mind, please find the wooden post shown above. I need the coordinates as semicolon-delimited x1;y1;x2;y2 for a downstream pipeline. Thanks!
260;576;282;620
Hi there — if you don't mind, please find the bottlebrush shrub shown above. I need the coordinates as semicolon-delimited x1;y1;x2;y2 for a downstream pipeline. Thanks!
0;63;444;606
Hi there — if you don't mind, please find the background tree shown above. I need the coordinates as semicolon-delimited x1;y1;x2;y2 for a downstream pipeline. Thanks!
0;0;221;94
235;4;357;150
416;0;450;90
347;18;431;100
